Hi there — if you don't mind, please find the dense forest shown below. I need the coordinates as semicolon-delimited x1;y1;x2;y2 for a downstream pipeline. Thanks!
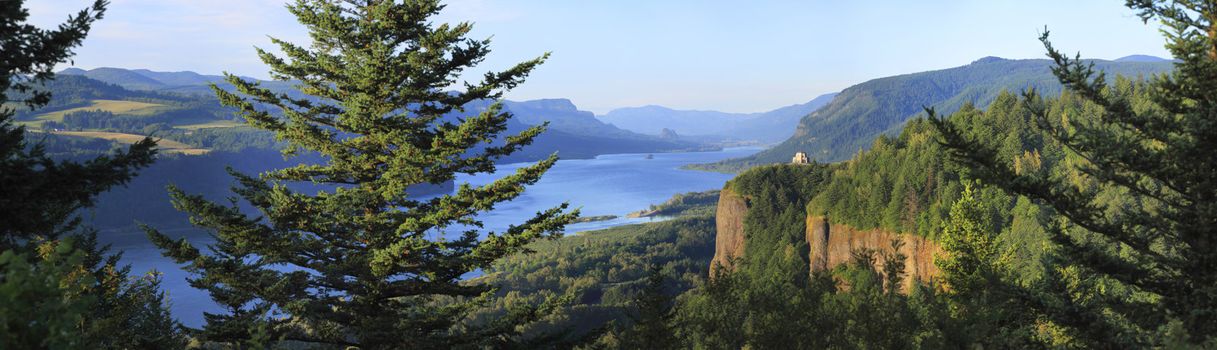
666;87;1140;348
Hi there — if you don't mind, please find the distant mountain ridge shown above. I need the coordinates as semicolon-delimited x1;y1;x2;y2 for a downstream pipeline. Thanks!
599;92;838;144
59;67;168;90
502;98;644;139
61;67;259;88
1114;54;1171;62
696;56;1175;171
59;67;296;97
60;66;830;145
53;67;703;158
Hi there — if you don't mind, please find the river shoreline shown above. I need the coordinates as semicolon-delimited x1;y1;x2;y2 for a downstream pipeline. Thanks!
105;146;763;326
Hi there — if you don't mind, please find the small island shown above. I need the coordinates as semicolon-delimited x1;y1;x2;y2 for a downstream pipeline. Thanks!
571;215;619;223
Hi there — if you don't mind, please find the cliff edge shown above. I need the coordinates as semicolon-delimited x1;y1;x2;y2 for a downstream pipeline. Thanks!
807;215;940;284
712;190;941;285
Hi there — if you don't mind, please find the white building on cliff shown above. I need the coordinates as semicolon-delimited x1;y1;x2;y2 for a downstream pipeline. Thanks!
792;151;810;164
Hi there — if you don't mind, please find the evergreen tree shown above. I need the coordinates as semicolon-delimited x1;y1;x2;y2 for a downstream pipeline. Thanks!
0;1;183;348
145;0;577;348
618;265;677;350
933;184;1048;348
937;183;999;296
672;268;751;349
931;0;1217;344
0;235;188;349
0;239;95;349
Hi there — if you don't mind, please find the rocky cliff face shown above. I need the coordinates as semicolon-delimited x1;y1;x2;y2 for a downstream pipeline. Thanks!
712;193;941;285
807;216;940;286
711;188;749;275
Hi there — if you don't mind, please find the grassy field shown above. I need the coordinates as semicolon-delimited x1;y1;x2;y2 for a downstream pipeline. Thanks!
51;130;209;155
32;100;168;122
174;120;245;130
12;120;42;128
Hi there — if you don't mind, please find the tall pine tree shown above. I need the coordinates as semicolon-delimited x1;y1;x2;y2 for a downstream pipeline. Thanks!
936;183;999;297
931;0;1217;344
146;0;577;348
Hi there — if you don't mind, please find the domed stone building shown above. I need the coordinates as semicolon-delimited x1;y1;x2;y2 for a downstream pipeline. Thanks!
791;151;810;164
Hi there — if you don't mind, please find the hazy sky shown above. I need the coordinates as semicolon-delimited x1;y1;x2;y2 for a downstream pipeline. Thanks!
28;0;1170;114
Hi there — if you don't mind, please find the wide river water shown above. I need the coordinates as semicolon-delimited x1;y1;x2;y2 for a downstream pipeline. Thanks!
105;147;760;327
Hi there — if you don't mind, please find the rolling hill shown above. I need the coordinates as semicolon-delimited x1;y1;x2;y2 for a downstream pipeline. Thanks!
58;67;168;90
43;68;707;162
59;67;300;97
1114;54;1171;62
32;100;167;122
695;57;1175;171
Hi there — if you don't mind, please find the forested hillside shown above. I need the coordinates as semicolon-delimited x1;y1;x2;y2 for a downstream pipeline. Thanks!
470;87;1099;344
470;86;1127;345
677;76;1185;347
695;57;1173;172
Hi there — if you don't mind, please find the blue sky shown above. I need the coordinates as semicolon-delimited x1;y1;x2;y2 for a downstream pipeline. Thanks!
29;0;1169;114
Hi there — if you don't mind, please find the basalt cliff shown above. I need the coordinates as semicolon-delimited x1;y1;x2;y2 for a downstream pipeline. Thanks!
711;172;942;285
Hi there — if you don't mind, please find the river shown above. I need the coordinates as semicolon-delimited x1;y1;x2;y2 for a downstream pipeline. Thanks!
106;147;760;327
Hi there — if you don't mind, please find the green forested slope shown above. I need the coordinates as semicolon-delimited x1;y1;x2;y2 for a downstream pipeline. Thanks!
672;80;1165;348
720;88;1135;275
696;57;1172;172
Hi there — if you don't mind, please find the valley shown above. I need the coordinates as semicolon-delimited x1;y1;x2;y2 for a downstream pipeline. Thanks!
4;0;1212;347
16;57;1196;348
16;58;1190;347
105;147;759;327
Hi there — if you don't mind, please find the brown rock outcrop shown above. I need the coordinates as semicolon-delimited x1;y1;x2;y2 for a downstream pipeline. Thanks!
710;188;749;276
807;215;830;272
807;215;941;287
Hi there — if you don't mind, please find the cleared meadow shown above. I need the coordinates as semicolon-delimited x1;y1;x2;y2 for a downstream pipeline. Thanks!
51;130;210;155
32;100;168;122
174;120;245;130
